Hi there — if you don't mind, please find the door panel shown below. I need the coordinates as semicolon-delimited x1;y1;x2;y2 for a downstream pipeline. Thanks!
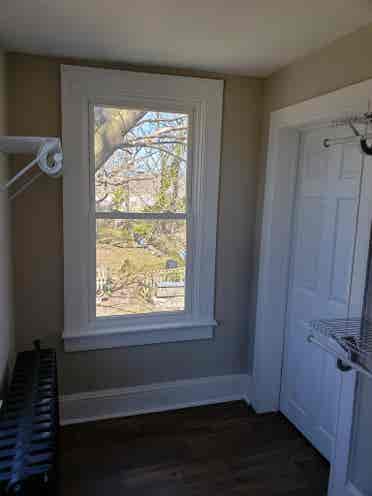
328;152;372;496
280;126;364;461
329;199;358;304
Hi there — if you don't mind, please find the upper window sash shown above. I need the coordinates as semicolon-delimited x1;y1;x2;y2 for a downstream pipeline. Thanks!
89;105;194;214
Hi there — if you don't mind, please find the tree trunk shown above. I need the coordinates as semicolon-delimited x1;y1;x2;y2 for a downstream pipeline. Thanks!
95;109;146;171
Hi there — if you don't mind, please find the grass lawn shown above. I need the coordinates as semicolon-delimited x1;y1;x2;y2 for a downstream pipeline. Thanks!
96;242;169;275
96;242;185;316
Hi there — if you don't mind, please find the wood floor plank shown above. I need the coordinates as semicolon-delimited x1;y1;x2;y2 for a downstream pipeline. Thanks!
59;401;329;495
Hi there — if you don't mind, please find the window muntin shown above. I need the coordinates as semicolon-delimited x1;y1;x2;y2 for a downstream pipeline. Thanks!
94;106;189;318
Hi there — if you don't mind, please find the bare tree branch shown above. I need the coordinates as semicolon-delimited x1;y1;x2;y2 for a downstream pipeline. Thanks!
116;144;186;162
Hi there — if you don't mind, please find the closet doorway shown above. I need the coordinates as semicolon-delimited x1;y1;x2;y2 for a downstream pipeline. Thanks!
253;78;372;496
280;125;369;461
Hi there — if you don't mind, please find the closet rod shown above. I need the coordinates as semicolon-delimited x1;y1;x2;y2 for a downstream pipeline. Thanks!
324;132;372;149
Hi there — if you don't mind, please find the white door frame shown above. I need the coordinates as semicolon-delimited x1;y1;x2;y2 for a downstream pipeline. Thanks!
253;78;372;414
253;78;372;496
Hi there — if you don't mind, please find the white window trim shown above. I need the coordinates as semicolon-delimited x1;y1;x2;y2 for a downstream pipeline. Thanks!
61;65;223;351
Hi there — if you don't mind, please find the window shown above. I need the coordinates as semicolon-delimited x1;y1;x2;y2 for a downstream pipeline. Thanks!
61;65;223;351
95;108;188;317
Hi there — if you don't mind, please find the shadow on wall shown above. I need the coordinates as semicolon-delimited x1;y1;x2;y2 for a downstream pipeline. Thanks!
0;50;15;399
0;174;15;400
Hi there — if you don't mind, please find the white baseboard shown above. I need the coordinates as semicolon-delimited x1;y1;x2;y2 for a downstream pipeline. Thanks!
60;374;251;425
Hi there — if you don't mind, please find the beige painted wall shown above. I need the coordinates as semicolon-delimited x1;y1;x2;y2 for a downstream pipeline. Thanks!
260;22;372;495
265;23;372;114
261;23;372;224
252;24;372;350
0;50;14;396
7;53;263;395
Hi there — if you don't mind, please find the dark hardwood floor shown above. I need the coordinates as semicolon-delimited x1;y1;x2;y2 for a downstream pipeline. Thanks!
60;401;329;495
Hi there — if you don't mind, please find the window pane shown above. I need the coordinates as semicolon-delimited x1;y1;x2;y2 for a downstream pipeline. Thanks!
96;219;186;317
94;107;188;213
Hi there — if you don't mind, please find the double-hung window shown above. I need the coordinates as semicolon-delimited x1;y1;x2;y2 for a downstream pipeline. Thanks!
95;108;188;317
61;65;223;351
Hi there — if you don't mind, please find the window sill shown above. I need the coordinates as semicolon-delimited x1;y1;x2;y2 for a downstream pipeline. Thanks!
62;320;217;352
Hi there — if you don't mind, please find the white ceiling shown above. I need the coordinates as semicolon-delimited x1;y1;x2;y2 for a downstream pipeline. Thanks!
2;0;372;76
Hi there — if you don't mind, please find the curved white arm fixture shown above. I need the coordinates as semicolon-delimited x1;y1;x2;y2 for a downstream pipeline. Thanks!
37;140;63;178
0;136;63;199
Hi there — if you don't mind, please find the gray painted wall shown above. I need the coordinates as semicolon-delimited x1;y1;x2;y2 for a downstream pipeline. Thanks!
7;53;263;395
0;50;14;396
262;23;372;495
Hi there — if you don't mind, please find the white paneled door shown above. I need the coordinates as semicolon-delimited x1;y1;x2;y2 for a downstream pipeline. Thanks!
280;126;368;462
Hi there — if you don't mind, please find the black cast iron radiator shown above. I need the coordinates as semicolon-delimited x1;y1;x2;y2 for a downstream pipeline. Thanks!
0;342;59;495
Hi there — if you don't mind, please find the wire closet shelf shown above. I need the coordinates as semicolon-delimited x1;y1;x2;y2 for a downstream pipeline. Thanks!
307;318;372;379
